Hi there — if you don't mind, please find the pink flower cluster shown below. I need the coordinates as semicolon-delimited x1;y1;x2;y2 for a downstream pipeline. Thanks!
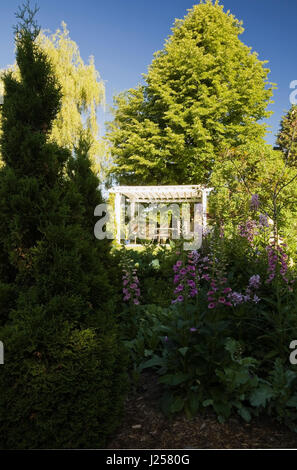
171;250;265;310
265;244;293;290
188;250;211;282
122;268;141;305
172;256;198;304
207;274;262;309
207;277;233;309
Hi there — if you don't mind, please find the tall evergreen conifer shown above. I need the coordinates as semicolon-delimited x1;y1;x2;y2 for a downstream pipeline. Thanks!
0;3;126;448
276;105;297;165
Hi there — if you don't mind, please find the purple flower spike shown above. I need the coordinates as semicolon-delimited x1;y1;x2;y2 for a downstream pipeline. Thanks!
250;193;260;211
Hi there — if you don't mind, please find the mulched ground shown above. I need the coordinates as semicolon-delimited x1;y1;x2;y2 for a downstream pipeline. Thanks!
107;371;297;449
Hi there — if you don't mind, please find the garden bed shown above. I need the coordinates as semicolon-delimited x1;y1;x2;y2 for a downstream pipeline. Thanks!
107;372;297;449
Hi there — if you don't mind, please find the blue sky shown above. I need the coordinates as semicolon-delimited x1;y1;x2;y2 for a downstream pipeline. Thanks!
0;0;296;146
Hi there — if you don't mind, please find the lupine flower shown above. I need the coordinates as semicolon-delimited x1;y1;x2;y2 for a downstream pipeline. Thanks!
253;295;260;304
248;275;261;290
250;194;260;211
238;219;258;244
229;292;243;306
228;273;262;306
259;214;269;229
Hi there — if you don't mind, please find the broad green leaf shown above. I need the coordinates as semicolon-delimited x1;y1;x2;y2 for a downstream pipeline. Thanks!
249;385;274;407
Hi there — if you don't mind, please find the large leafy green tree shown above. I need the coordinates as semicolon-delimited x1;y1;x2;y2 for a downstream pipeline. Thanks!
0;4;126;448
107;0;274;185
208;138;297;251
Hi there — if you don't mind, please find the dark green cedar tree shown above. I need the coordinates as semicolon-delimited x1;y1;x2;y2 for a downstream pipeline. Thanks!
0;2;127;449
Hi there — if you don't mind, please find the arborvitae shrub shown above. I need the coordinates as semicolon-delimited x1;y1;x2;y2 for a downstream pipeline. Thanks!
0;5;127;448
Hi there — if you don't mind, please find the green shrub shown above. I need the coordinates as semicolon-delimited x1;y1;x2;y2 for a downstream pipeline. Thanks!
0;319;127;448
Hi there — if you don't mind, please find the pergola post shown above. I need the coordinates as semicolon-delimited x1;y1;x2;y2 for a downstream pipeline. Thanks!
202;189;207;233
129;199;136;242
130;199;135;224
194;202;203;248
114;192;122;243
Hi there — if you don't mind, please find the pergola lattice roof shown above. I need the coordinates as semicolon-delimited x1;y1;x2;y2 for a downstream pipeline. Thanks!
110;185;211;202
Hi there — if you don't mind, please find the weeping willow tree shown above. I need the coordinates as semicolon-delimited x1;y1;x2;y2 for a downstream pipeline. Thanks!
0;22;105;174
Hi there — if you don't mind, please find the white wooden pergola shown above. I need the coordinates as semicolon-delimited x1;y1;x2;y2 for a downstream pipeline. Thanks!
109;185;213;245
